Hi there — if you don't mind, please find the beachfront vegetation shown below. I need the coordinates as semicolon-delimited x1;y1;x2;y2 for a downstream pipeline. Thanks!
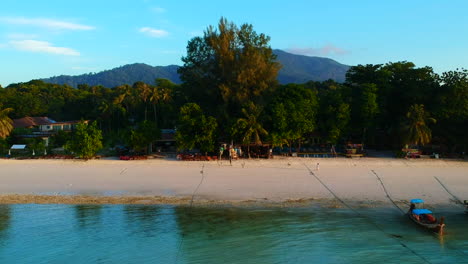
175;103;218;154
0;18;467;156
65;121;103;159
0;105;14;139
402;104;436;146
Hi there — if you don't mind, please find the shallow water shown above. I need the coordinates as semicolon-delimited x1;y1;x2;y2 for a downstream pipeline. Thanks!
0;204;466;263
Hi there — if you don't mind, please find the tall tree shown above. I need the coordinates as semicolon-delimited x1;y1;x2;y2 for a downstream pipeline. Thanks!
434;69;468;151
178;17;280;132
350;83;379;143
316;82;351;144
133;81;151;121
0;105;13;139
231;102;268;157
150;79;174;126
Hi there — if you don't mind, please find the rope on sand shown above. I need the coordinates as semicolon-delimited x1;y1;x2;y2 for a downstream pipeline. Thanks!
371;170;405;214
434;176;463;205
303;163;432;264
175;164;206;263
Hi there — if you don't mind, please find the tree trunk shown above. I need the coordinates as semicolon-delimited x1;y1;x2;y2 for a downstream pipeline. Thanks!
144;104;148;121
153;104;158;126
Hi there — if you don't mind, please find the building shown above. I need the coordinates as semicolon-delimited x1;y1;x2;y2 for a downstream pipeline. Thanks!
12;116;86;146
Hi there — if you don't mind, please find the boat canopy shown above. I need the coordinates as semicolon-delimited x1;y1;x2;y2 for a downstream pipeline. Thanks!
412;209;433;215
410;199;424;204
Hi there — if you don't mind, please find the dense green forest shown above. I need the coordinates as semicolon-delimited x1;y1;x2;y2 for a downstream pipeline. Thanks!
0;18;467;156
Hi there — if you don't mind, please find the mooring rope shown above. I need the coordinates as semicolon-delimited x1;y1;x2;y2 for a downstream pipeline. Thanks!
434;176;463;205
371;170;405;214
303;163;432;264
175;164;206;263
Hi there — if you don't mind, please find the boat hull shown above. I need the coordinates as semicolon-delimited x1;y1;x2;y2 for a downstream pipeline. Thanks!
408;213;444;233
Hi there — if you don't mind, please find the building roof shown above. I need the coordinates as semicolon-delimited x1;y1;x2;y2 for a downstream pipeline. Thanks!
12;116;85;129
12;117;55;128
10;144;26;150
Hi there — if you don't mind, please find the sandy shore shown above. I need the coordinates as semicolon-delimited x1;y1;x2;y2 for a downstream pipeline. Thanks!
0;157;467;208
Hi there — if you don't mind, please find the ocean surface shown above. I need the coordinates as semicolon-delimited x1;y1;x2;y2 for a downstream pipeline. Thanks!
0;204;466;264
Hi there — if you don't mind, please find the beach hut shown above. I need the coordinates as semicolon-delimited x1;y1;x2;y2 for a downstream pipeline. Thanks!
8;144;27;157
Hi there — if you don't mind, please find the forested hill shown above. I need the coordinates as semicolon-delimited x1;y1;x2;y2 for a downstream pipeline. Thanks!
274;49;350;83
40;50;349;87
42;64;180;88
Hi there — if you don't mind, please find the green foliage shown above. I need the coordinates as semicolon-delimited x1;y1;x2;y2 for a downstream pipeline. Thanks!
65;121;103;159
25;138;46;154
231;102;268;145
0;105;14;139
0;138;8;155
316;82;351;144
268;84;318;147
402;104;436;146
433;69;468;151
50;130;71;148
175;103;218;153
129;120;161;153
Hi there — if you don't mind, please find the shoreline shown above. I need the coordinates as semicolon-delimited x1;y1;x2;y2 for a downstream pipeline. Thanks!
0;157;466;207
0;194;406;209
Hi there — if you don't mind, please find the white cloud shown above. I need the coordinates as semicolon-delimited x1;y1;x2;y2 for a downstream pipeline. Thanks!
7;33;39;39
151;7;166;13
9;40;80;56
139;27;169;38
286;44;350;57
0;17;95;31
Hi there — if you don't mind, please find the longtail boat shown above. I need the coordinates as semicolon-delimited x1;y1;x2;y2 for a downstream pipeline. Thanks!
408;199;445;234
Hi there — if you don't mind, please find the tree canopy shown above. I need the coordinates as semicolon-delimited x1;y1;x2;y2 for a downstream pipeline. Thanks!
175;103;218;153
65;121;103;159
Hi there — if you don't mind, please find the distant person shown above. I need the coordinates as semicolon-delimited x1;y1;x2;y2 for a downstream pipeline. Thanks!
316;163;320;171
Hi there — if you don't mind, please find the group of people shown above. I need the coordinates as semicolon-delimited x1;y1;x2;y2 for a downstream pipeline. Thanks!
219;145;242;163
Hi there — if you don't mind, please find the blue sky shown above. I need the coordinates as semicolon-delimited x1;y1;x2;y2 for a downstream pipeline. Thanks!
0;0;467;86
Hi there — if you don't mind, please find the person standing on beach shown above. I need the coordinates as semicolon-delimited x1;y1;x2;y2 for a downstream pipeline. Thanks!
316;163;320;171
219;146;224;160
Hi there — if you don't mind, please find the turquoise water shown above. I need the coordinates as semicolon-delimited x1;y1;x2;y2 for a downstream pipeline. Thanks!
0;204;466;263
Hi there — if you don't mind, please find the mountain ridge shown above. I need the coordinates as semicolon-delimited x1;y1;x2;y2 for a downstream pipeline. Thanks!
40;50;350;87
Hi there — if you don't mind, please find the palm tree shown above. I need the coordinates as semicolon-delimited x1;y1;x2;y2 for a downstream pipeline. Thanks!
114;84;137;123
133;82;151;121
234;102;268;158
149;83;172;126
0;106;14;139
403;104;436;146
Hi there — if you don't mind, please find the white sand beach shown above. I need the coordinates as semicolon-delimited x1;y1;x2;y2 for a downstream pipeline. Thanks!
0;157;466;207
